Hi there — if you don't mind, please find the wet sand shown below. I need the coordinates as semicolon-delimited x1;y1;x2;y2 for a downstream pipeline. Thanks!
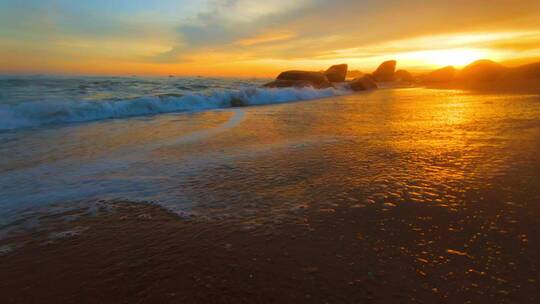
1;88;540;303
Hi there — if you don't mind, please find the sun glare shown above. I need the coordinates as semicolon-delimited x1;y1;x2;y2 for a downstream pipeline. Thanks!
403;48;493;68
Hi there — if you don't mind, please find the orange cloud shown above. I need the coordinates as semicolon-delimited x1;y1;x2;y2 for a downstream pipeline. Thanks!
236;32;296;46
2;0;540;76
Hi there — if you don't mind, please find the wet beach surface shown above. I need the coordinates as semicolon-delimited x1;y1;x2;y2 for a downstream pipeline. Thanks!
1;88;540;303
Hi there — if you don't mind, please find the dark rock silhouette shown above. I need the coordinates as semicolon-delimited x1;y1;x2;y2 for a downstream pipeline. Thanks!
458;60;506;82
424;66;456;83
263;79;314;88
496;62;540;80
264;71;333;89
347;70;363;79
263;59;540;93
230;97;247;107
456;60;540;83
422;60;540;93
394;69;414;82
348;75;378;91
372;60;396;81
277;71;329;85
325;64;348;82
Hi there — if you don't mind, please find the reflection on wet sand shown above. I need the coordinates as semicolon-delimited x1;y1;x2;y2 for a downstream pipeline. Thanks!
1;88;540;303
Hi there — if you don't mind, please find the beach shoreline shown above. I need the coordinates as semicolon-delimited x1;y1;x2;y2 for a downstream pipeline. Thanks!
2;88;540;303
2;0;540;302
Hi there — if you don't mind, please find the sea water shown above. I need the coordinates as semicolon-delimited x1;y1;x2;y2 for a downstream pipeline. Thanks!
0;75;346;130
0;75;350;229
1;78;540;240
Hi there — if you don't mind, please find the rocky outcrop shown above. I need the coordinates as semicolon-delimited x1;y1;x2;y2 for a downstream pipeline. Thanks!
325;64;348;82
261;58;540;94
230;97;247;107
347;70;363;79
264;71;333;89
504;62;540;79
422;60;540;85
420;60;540;93
277;71;330;85
424;66;456;83
348;75;378;91
372;60;396;81
458;60;506;82
263;79;314;89
394;69;414;82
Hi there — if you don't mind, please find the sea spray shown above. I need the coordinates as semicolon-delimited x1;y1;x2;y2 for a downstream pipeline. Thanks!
0;86;348;130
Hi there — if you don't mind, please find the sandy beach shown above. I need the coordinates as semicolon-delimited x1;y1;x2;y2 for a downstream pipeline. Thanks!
1;88;540;303
2;0;540;302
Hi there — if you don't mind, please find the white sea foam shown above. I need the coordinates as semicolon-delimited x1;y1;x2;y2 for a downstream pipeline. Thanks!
0;244;15;255
48;226;88;240
0;86;348;130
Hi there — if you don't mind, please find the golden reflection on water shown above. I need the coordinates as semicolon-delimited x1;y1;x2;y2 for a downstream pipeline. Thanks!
2;88;540;221
2;88;540;303
0;111;233;172
138;88;539;224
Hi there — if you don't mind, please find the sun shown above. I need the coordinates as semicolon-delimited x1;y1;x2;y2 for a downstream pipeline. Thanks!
402;48;493;68
422;49;489;67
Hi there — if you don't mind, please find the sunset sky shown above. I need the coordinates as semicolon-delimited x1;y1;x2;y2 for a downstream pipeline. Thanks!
1;0;540;77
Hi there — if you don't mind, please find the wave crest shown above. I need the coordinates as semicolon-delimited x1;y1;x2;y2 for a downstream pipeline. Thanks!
0;86;347;130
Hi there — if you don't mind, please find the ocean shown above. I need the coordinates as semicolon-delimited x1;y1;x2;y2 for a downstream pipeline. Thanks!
2;80;540;302
1;77;540;241
0;76;347;130
0;75;351;231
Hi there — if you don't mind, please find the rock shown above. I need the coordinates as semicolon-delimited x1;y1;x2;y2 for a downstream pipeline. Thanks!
458;61;540;92
372;60;397;81
424;66;456;82
266;70;333;89
348;75;378;91
502;62;540;79
277;70;333;88
325;64;348;82
394;69;414;82
263;79;315;89
458;60;506;82
347;70;363;79
230;97;247;107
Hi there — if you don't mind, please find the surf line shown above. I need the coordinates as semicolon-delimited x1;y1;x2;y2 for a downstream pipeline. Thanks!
145;108;246;151
0;109;246;217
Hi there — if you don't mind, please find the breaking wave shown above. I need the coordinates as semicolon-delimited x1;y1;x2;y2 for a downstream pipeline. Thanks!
0;86;348;130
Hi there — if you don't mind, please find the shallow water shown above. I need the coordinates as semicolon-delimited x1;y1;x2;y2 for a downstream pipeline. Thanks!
1;87;540;233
